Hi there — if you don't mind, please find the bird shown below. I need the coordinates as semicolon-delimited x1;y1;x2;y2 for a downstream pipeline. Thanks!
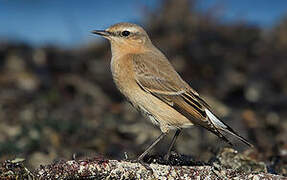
92;22;252;162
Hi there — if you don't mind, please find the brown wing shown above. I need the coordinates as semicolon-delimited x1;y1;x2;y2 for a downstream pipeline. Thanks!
132;53;210;126
132;53;252;147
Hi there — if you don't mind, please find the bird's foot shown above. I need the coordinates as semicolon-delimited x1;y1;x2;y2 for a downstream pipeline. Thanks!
164;153;171;161
123;153;153;171
126;158;153;171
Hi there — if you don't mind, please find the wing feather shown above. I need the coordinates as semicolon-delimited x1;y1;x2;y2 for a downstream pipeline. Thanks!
132;53;252;146
133;53;208;122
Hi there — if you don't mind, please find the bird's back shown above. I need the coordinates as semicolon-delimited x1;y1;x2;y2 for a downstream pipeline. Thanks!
129;48;252;146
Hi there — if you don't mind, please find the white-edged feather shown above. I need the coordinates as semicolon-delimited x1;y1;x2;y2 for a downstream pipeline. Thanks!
205;109;227;129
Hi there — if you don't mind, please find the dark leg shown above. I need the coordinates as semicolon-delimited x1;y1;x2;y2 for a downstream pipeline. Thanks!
164;129;182;161
137;132;167;161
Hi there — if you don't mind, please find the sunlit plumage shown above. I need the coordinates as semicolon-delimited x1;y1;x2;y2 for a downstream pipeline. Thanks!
92;22;252;161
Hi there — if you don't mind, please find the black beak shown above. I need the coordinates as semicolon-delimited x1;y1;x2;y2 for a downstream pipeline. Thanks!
91;30;110;36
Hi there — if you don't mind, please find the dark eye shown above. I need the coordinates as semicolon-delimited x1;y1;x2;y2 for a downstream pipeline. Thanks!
121;30;130;37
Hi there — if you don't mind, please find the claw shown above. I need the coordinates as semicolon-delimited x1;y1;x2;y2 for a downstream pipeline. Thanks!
137;159;153;171
127;158;153;172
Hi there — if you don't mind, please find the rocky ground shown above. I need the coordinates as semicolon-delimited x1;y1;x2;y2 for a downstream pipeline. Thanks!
0;148;285;179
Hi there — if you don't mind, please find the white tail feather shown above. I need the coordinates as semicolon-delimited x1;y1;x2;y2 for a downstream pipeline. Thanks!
205;109;253;147
205;109;227;129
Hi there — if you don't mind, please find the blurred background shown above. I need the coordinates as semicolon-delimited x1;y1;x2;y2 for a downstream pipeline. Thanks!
0;0;287;175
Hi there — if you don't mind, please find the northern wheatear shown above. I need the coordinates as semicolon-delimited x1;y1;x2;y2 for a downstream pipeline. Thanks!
92;22;252;161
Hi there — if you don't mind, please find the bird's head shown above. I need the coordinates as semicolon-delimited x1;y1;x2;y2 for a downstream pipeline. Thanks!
92;22;153;54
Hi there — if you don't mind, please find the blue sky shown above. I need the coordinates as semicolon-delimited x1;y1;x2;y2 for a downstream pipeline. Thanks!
0;0;286;47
